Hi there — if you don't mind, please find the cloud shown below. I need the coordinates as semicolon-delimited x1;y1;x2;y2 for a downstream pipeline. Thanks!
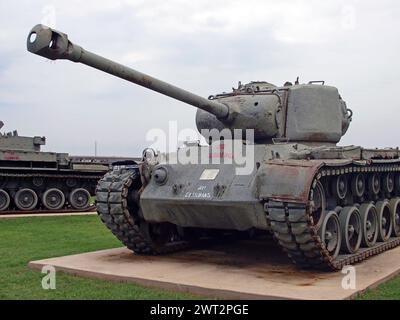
0;0;399;156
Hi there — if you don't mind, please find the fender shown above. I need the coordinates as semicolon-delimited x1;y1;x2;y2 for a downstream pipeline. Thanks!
256;160;323;203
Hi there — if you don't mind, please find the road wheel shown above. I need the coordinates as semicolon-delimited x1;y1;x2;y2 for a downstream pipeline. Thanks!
376;200;393;242
0;189;10;211
15;188;38;211
359;203;378;247
339;206;362;254
69;188;90;210
42;188;65;210
318;211;341;259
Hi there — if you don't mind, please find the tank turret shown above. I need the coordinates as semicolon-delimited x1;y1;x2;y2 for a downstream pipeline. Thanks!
0;121;45;152
27;24;352;144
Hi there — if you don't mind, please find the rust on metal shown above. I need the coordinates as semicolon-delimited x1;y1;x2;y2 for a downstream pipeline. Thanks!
26;24;400;271
257;160;322;203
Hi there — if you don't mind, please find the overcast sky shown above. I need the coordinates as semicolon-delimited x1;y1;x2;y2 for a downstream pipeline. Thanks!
1;0;399;156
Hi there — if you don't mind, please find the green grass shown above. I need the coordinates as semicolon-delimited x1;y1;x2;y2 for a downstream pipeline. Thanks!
0;215;196;300
357;276;400;300
1;215;399;300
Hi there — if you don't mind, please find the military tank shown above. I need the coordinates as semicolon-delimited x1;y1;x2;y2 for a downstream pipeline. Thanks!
27;24;400;270
0;120;109;213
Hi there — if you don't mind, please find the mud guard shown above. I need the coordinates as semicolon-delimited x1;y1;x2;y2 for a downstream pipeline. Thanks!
257;160;322;204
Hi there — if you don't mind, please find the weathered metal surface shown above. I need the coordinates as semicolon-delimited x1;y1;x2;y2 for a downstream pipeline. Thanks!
257;160;322;203
0;122;110;213
0;149;58;164
362;148;400;160
285;85;349;143
0;133;45;151
27;24;352;144
268;163;400;270
70;155;141;165
26;24;400;270
140;161;266;231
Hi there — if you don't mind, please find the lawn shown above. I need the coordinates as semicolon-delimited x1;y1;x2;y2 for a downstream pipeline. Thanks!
0;215;196;300
358;277;400;300
0;215;399;300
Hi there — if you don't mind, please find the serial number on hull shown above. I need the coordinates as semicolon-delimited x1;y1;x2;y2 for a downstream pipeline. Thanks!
184;192;211;199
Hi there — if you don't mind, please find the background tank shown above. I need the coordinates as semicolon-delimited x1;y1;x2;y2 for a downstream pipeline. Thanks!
27;24;400;270
0;121;135;213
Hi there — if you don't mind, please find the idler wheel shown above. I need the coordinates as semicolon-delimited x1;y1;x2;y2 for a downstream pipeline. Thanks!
332;176;348;200
389;198;400;237
368;173;381;196
382;173;395;194
351;174;365;198
0;189;10;211
359;203;378;247
376;200;393;242
69;188;90;210
339;206;362;254
15;188;38;211
318;211;341;259
42;188;65;210
310;181;326;230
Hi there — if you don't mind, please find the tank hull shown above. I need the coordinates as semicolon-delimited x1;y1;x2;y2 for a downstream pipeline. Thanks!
140;165;266;231
97;143;400;270
0;132;110;213
0;152;108;213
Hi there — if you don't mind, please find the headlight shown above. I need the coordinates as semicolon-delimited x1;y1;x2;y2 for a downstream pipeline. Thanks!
153;167;168;185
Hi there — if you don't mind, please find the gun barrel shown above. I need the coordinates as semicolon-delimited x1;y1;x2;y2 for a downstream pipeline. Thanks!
27;24;229;119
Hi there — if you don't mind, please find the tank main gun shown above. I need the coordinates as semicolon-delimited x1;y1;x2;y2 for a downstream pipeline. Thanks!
27;24;352;144
26;24;229;120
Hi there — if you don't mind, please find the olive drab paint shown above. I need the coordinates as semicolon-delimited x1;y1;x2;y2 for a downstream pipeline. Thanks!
27;24;400;270
0;121;110;212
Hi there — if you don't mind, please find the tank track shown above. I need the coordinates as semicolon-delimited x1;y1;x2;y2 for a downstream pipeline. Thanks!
0;171;102;213
96;167;190;254
267;164;400;270
97;163;400;270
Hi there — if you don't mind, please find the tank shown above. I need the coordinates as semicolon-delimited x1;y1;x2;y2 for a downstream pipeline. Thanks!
27;24;400;270
0;120;111;213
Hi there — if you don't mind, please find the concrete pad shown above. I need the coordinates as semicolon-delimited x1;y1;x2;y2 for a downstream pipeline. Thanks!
0;212;97;219
28;241;400;300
